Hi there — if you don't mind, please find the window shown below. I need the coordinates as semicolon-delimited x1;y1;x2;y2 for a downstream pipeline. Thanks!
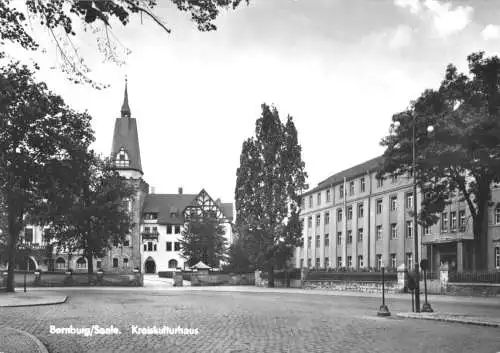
451;211;457;230
347;230;352;244
115;148;130;167
377;177;383;188
308;217;312;229
376;199;382;214
143;244;147;251
76;257;86;269
390;254;397;269
96;261;102;269
392;174;398;183
441;212;449;232
316;214;321;227
317;192;321;205
358;228;363;242
307;236;312;248
347;206;353;220
309;195;313;207
357;255;364;268
376;254;382;270
406;221;413;238
144;227;151;234
315;235;320;248
360;178;366;193
300;259;304;268
496;247;500;268
347;256;352;268
307;258;312;268
376;225;382;240
174;242;181;251
124;239;130;247
339;185;344;198
324;234;329;247
406;253;413;270
144;213;158;220
408;169;413;178
315;258;320;268
390;196;397;211
167;225;173;234
168;259;178;269
337;209;343;222
423;225;431;235
301;198;305;208
358;203;364;218
146;241;154;252
324;212;330;225
24;228;33;243
123;258;129;269
337;257;342;268
391;223;398;239
495;207;500;225
56;258;65;270
113;258;118;268
324;257;329;268
175;225;181;234
349;181;355;196
326;189;331;202
337;232;342;245
406;193;413;209
459;210;466;231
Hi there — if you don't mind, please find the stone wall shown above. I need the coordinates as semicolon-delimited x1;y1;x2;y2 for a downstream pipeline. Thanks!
445;283;500;297
0;271;143;287
190;273;254;286
303;280;399;293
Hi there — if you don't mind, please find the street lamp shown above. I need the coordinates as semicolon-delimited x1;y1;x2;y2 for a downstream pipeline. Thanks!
394;117;434;314
377;260;390;317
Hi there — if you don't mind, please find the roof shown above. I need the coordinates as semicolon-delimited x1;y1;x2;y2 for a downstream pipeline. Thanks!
303;156;384;196
143;194;198;225
142;191;234;224
191;261;211;269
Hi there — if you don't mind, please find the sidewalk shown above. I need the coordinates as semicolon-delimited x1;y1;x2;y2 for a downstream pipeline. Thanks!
0;327;48;353
396;312;500;328
0;290;67;307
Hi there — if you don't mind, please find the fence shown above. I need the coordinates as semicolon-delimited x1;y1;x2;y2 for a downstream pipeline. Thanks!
449;271;500;283
306;271;398;282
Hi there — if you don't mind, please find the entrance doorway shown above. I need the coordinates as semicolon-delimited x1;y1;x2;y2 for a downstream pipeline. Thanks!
145;258;156;274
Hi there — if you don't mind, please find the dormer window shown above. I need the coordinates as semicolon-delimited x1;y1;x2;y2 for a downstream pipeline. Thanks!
144;213;158;220
115;148;130;167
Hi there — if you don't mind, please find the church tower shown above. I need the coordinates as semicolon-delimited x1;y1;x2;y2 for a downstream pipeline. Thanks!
107;79;149;273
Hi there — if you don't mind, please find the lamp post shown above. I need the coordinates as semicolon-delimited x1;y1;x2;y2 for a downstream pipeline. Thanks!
394;117;434;314
377;261;390;316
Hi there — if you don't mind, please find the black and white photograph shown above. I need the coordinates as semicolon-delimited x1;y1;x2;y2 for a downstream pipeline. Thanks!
1;0;500;352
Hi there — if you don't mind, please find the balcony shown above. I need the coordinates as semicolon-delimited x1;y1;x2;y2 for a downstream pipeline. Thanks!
18;242;49;251
141;231;159;240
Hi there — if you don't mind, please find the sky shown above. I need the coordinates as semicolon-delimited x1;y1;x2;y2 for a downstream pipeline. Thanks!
4;0;500;206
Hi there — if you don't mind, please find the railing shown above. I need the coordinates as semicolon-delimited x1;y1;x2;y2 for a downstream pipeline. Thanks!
449;271;500;283
141;232;159;239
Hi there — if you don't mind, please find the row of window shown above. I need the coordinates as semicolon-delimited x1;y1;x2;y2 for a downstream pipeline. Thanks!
300;253;413;270
143;241;181;252
54;257;129;270
302;174;412;209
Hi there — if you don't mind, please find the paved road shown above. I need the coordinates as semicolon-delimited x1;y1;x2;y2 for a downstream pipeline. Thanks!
1;288;499;353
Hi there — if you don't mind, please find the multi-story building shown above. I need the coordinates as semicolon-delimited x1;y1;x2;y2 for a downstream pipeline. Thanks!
296;156;500;272
1;81;233;274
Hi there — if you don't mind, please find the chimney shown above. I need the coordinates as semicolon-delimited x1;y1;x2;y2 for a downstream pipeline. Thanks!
178;187;183;195
151;187;155;194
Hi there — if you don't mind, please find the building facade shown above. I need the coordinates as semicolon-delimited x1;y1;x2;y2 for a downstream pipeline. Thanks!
296;156;500;272
2;81;233;274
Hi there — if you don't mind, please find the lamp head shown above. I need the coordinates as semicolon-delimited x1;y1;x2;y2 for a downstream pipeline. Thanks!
427;125;434;133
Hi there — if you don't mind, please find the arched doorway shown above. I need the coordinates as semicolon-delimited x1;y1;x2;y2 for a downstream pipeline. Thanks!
144;257;156;274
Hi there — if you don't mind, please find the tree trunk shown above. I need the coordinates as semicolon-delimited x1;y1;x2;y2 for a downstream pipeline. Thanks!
87;252;94;284
267;264;274;288
6;202;22;293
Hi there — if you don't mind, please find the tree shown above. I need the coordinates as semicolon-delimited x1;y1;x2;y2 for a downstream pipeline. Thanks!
180;214;228;268
36;151;136;276
235;103;307;287
379;52;500;270
0;0;249;88
0;54;94;291
224;230;254;272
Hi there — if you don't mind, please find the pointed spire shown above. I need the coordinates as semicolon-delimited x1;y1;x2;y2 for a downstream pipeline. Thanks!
121;76;131;118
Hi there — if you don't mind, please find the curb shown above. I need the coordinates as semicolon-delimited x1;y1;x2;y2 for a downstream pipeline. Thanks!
0;296;68;308
396;313;500;328
0;327;49;353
